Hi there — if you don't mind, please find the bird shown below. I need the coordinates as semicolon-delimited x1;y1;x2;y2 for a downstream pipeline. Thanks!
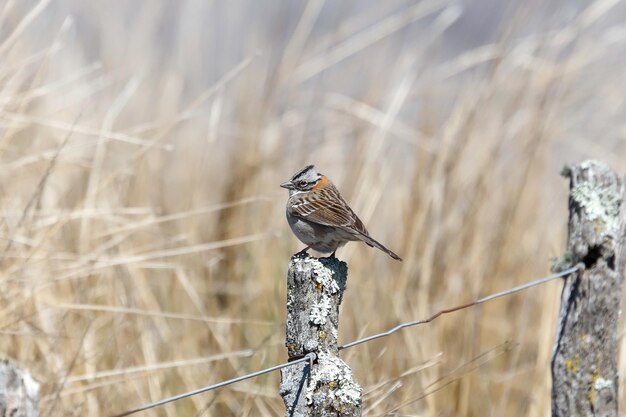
280;165;402;261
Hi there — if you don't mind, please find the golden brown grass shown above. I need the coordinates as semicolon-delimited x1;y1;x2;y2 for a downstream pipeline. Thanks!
1;1;625;416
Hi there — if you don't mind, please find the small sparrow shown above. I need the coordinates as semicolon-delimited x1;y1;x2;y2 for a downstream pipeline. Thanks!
280;165;402;261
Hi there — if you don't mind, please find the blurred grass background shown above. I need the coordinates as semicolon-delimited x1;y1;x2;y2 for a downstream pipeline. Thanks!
1;0;626;415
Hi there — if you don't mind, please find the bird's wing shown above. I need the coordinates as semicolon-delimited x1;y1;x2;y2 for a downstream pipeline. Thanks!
291;186;369;235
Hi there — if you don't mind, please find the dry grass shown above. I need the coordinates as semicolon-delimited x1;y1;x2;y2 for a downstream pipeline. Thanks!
1;1;626;416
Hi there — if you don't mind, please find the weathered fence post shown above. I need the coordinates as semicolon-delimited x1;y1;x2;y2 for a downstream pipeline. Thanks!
0;359;39;417
552;160;626;416
280;254;362;417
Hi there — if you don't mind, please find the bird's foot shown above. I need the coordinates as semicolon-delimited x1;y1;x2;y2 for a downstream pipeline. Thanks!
294;246;310;258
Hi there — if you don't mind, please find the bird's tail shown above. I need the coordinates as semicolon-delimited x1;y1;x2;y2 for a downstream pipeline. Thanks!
358;233;402;261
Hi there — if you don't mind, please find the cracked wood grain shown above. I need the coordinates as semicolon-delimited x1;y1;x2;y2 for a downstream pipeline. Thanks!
552;160;625;417
280;254;361;417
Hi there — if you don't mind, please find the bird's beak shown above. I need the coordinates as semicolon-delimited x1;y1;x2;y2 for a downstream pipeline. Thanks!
280;181;294;189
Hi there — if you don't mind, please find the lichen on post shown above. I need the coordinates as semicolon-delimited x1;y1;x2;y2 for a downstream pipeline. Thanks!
0;359;40;417
552;160;626;416
280;254;362;417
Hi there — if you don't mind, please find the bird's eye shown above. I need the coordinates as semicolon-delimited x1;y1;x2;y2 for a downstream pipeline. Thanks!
297;180;307;188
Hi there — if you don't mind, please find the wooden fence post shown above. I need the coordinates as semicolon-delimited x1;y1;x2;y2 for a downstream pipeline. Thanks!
552;160;626;416
280;254;362;417
0;359;39;417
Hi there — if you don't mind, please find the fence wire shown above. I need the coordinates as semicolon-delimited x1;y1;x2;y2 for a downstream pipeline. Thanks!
110;353;316;417
338;265;581;350
109;264;581;417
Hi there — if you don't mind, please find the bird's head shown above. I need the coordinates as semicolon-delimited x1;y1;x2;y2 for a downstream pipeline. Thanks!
280;165;324;193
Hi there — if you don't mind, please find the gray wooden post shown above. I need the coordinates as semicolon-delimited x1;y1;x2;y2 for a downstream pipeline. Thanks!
551;160;626;416
0;359;39;417
280;254;362;417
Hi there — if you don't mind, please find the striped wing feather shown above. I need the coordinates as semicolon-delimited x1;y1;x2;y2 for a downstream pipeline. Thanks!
291;186;369;236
